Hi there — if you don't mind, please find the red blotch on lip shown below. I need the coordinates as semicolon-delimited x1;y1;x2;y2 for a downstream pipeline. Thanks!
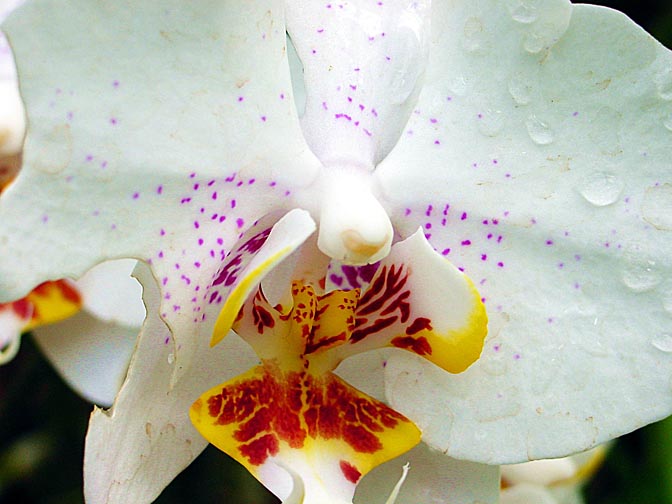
405;317;432;335
391;335;432;356
339;460;362;483
239;433;279;465
10;299;32;320
205;364;407;466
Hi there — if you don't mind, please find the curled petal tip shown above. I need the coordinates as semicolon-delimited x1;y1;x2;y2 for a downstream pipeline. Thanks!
0;332;21;364
383;463;410;504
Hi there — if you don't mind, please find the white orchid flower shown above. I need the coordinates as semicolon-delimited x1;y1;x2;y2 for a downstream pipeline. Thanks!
189;211;487;502
0;0;671;503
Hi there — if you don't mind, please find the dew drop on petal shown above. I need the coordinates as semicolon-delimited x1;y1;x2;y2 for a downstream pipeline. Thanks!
663;112;672;132
525;115;554;145
506;0;538;23
622;261;662;292
662;289;672;315
508;75;532;105
462;16;485;53
642;183;672;230
448;74;468;96
481;356;508;377
523;31;545;54
578;172;623;206
651;333;672;353
619;242;663;294
654;67;672;101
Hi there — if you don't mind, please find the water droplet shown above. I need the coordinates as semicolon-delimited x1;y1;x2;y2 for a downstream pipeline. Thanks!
622;260;661;292
654;68;672;101
448;74;468;96
482;356;508;376
34;124;71;174
477;109;504;137
578;172;624;206
642;183;672;231
508;75;533;105
506;0;538;23
462;17;485;53
386;27;424;105
664;112;672;132
588;107;622;155
526;115;555;145
662;289;672;314
167;352;175;365
651;334;672;353
523;31;545;54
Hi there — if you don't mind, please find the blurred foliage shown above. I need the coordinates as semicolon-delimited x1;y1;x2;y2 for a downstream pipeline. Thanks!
1;1;672;503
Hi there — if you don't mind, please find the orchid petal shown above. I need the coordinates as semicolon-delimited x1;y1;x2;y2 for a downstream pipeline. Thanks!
502;458;577;488
0;0;320;380
0;12;24;158
355;442;500;504
0;151;19;189
0;301;25;362
0;278;83;362
210;208;316;347
381;462;408;504
500;483;559;504
0;76;23;157
32;312;136;406
75;258;145;327
84;262;259;504
285;0;430;168
376;1;672;462
501;444;606;504
31;259;144;405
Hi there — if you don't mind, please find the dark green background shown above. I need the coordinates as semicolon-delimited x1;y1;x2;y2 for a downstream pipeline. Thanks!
1;1;671;502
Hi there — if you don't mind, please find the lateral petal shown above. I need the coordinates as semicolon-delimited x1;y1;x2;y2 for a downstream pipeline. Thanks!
376;1;672;462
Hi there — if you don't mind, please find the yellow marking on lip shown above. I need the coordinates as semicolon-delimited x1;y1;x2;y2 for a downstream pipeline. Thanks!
23;280;82;331
211;247;293;347
423;277;488;373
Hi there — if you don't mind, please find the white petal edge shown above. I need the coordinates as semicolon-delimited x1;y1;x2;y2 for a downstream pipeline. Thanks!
32;311;137;407
84;262;259;504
